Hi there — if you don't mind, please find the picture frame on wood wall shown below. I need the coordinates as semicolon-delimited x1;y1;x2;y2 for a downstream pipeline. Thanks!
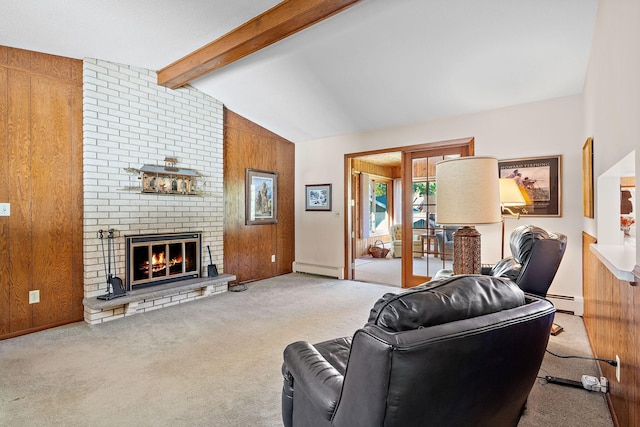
246;169;278;225
305;184;332;211
498;155;562;217
582;138;594;218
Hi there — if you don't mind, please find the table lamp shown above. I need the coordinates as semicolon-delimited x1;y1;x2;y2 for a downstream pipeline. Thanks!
436;157;501;274
499;178;527;258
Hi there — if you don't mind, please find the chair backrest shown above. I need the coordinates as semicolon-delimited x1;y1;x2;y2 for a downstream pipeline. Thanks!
332;275;555;427
389;224;402;240
508;225;567;297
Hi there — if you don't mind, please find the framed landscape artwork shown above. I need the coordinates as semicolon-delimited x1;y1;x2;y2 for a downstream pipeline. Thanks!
246;169;278;225
305;184;332;211
498;155;562;217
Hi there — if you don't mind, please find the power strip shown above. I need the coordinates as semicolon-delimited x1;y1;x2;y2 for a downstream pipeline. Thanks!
545;375;608;393
545;376;583;389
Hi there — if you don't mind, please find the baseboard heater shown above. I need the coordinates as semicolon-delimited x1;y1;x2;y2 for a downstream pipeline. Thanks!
546;293;583;316
292;262;344;280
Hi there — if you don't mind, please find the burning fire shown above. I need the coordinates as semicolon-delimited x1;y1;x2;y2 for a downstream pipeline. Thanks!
152;252;165;271
144;251;183;273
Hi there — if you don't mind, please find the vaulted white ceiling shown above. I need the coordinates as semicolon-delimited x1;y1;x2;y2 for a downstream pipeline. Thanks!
0;0;598;142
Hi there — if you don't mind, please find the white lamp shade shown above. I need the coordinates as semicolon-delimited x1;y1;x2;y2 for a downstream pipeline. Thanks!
436;157;501;225
499;178;526;206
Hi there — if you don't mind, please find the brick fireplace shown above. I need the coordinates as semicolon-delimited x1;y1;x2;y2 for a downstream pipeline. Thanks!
82;58;227;324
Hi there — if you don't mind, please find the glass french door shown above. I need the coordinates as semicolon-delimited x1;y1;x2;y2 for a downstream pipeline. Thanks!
401;146;470;287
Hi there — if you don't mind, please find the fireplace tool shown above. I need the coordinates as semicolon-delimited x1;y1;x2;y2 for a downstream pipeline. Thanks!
97;229;127;300
207;245;218;277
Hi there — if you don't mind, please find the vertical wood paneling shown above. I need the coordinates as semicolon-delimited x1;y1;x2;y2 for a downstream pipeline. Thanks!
7;47;30;71
0;66;9;335
7;68;32;332
70;76;84;320
30;50;73;82
223;108;295;284
0;46;83;339
276;140;295;274
352;159;399;179
0;45;7;65
583;232;640;426
31;74;74;326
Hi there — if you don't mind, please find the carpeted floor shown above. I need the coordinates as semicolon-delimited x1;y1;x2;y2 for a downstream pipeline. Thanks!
0;273;612;426
355;255;453;287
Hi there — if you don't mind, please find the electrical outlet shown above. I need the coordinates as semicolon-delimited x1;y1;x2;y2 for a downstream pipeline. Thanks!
0;203;9;216
29;290;40;304
271;254;276;263
616;355;621;382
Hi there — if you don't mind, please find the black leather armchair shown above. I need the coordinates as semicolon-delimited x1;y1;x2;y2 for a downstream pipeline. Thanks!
281;275;555;427
482;224;567;298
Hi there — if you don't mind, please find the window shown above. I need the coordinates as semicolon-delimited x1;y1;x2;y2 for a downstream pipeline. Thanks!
411;180;436;230
369;179;391;236
411;154;460;233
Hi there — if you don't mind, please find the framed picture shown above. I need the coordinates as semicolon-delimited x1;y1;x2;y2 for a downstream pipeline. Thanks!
305;184;332;211
245;169;278;225
582;138;594;218
498;155;562;217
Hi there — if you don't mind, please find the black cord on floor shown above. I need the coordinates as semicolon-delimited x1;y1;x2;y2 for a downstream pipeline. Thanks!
546;349;617;366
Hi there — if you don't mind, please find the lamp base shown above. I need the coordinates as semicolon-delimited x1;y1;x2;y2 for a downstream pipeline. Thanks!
453;226;482;275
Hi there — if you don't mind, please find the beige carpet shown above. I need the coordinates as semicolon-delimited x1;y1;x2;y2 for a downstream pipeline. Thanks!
0;273;612;426
355;255;453;287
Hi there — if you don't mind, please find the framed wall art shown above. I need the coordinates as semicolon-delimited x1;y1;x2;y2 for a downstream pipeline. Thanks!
246;169;278;225
305;184;332;211
498;155;562;217
582;138;594;218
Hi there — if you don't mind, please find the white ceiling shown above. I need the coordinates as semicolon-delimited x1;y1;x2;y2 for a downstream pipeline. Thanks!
0;0;598;143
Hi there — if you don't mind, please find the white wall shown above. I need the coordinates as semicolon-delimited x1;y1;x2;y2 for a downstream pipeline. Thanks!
296;95;584;303
583;0;640;261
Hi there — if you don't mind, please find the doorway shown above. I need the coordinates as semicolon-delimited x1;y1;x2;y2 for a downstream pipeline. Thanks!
345;138;474;288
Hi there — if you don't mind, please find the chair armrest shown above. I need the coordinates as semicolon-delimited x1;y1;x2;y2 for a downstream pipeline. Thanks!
283;341;344;421
480;264;494;275
433;269;454;279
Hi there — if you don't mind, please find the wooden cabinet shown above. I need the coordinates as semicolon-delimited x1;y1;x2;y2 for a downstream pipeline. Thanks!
0;46;83;339
583;232;640;426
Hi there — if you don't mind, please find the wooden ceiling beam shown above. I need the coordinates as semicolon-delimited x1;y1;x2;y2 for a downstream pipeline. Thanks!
157;0;361;89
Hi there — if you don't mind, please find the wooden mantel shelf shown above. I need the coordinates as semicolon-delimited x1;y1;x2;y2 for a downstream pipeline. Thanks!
83;274;236;312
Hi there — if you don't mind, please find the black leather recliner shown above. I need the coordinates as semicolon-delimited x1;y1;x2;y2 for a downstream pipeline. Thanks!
482;224;567;298
281;275;555;427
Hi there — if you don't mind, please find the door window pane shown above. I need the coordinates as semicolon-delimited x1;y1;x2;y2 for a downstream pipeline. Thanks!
369;181;390;235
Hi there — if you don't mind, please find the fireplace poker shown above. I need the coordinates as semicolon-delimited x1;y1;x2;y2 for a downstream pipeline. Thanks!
97;228;127;300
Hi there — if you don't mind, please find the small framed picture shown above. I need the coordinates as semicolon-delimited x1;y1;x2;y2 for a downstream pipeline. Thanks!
305;184;332;211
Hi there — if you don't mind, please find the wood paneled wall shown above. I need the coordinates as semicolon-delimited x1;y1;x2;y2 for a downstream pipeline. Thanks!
583;232;640;426
0;46;83;339
352;159;400;180
223;108;295;283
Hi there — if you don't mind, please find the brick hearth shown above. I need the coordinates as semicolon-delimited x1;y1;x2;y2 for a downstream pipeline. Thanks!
83;275;235;324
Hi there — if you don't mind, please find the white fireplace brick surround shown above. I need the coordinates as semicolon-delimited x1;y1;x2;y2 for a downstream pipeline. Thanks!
83;58;225;324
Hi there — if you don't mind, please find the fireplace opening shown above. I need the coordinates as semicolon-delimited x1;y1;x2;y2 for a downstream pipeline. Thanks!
126;232;201;290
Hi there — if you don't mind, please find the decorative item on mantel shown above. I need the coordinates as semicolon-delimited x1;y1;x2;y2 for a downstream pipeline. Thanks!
621;216;635;236
125;157;201;195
